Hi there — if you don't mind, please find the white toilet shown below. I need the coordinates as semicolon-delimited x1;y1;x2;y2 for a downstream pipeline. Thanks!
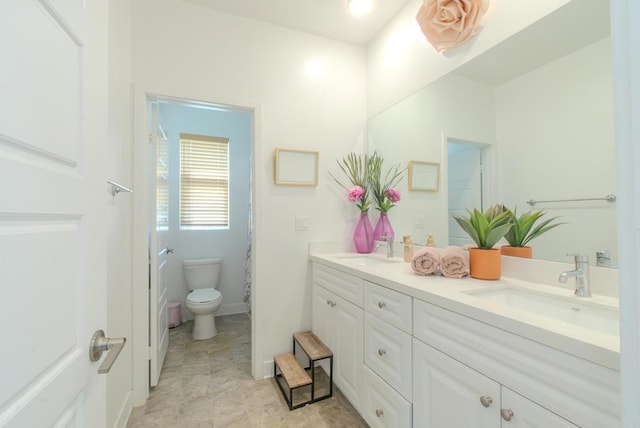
183;258;223;340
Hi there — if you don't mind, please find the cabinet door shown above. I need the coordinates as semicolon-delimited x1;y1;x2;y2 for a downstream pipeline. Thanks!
413;339;500;428
312;284;335;350
334;293;364;410
500;387;578;428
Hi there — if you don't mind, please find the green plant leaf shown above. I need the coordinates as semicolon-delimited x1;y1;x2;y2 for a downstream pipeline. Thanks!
453;206;512;248
503;208;563;247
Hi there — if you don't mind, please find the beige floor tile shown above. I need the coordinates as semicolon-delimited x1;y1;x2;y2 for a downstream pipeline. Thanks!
126;315;368;428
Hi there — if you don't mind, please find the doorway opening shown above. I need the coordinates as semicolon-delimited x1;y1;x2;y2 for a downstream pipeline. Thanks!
134;93;255;399
446;138;491;246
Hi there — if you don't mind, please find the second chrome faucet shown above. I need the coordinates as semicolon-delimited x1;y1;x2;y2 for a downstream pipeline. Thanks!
558;254;591;297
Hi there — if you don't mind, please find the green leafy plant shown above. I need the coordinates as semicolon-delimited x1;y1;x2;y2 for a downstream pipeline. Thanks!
503;208;563;247
369;152;405;213
329;152;372;212
452;205;513;249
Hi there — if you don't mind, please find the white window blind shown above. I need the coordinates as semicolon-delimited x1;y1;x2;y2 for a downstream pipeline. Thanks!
180;133;229;227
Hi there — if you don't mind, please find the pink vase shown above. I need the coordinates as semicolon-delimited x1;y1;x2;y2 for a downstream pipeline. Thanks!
373;212;395;242
353;212;375;253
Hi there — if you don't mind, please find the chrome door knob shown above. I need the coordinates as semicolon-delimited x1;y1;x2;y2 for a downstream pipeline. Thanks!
90;330;126;374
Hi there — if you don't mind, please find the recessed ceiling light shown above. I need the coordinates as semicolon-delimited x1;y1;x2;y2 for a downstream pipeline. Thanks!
349;0;372;17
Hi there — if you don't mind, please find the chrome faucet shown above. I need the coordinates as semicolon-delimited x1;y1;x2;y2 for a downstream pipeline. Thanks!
596;250;611;267
558;254;591;297
375;236;394;258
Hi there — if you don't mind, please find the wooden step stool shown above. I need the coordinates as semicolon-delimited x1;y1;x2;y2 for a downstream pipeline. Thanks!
274;331;333;410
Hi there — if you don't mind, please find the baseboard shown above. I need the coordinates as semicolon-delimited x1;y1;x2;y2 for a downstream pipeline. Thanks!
263;359;274;378
114;390;133;428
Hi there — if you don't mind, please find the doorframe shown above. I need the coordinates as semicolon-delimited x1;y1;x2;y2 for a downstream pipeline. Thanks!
440;132;498;244
131;89;264;405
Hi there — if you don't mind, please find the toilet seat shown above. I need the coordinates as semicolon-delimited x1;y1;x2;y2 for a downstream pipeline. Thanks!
187;288;222;304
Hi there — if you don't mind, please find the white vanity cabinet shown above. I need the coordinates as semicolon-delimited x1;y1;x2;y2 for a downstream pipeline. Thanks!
413;339;577;428
309;259;620;428
311;264;363;410
413;299;620;427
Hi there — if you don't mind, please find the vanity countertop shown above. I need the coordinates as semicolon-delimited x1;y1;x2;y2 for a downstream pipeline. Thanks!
309;252;620;371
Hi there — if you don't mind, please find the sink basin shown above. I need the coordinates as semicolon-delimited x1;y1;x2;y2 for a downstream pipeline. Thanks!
465;287;619;336
334;254;403;266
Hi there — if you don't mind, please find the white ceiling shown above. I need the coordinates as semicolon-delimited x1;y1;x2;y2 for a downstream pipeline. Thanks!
183;0;412;45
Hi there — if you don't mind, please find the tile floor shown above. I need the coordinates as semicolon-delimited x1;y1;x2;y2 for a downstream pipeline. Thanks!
127;314;368;427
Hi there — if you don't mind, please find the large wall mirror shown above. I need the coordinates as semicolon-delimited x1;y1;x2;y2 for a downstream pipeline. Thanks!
368;0;617;267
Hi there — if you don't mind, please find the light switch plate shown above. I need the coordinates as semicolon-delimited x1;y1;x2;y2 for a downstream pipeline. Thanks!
295;216;309;231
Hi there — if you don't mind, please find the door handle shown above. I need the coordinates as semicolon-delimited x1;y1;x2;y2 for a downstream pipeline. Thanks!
90;330;126;374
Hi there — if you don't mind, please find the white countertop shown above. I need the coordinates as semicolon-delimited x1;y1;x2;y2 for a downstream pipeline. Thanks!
309;251;620;371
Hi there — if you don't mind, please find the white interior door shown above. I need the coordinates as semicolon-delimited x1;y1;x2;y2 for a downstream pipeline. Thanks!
447;142;485;246
0;0;110;426
149;103;169;387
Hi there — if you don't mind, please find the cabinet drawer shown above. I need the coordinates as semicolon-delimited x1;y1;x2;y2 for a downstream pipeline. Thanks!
361;365;412;428
364;281;412;333
364;313;412;400
312;263;363;307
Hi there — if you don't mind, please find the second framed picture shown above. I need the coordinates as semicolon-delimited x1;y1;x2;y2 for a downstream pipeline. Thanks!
408;161;439;192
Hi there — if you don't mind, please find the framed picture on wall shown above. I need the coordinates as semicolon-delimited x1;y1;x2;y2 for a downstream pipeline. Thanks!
408;161;439;192
274;148;319;186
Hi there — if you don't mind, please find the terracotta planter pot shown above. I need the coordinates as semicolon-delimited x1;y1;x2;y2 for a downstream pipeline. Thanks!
500;246;533;258
469;248;502;280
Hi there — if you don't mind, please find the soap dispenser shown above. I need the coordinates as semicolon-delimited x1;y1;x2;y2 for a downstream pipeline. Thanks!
403;235;414;262
427;233;435;247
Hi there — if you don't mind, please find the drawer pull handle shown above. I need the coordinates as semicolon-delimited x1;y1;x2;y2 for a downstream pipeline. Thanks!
378;301;386;309
377;349;386;357
326;300;336;307
480;396;493;407
501;409;514;421
375;409;384;418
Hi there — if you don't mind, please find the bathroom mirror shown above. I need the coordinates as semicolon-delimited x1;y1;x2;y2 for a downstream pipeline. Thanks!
368;0;617;266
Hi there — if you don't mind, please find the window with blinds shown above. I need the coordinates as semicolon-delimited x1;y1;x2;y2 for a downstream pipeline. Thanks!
180;133;229;228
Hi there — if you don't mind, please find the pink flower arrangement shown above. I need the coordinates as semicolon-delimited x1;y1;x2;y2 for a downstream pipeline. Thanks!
370;153;404;213
329;153;372;212
416;0;490;53
386;188;401;203
348;186;365;202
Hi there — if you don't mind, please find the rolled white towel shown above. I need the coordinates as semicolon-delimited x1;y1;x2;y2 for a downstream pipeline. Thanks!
440;246;469;278
411;247;440;276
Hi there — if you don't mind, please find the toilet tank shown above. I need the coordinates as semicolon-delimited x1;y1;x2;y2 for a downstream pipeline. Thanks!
183;258;223;290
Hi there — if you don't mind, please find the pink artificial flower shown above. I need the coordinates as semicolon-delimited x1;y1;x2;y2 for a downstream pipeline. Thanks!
386;188;401;203
416;0;490;53
348;186;364;202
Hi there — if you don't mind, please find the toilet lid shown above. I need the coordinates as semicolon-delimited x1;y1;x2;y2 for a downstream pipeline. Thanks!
188;288;221;303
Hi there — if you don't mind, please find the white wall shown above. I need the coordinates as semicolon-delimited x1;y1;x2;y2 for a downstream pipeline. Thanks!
368;74;495;246
367;0;573;116
107;0;133;426
496;38;616;263
157;103;251;318
132;0;367;378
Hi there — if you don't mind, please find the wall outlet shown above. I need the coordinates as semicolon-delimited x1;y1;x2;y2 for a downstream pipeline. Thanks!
295;216;309;231
414;216;424;229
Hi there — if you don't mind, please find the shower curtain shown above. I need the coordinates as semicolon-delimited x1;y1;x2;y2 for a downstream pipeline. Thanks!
243;200;252;318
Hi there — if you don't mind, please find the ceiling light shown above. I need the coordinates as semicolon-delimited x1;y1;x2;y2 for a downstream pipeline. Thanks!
349;0;372;17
